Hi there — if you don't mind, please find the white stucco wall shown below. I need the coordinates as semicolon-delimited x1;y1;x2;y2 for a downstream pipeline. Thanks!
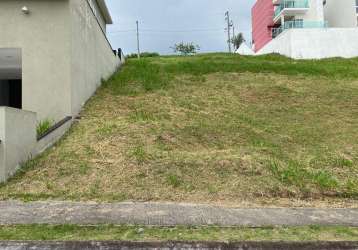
257;28;358;59
69;0;122;117
257;29;293;56
0;0;122;121
87;0;107;32
0;0;72;122
294;0;324;22
324;0;357;27
0;107;37;182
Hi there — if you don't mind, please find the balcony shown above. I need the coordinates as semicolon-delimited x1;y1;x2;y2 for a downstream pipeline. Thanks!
272;20;328;38
274;0;309;23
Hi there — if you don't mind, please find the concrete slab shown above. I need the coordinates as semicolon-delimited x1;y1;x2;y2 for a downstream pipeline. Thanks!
0;201;357;226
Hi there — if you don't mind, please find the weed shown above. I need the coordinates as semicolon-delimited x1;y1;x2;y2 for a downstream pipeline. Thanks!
334;157;353;168
130;146;148;164
36;119;54;138
167;174;182;188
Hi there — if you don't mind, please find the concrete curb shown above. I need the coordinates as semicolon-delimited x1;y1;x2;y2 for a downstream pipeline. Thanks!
0;241;357;250
0;201;357;226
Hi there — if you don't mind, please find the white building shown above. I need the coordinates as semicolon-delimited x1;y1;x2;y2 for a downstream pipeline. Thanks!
257;0;358;59
324;0;358;28
0;0;125;182
272;0;326;38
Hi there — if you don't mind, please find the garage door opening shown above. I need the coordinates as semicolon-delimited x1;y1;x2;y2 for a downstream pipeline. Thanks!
0;48;22;109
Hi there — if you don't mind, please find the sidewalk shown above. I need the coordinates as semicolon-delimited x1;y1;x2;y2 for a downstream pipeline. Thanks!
0;201;357;226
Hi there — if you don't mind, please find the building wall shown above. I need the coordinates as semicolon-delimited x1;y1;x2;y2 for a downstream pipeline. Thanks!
252;0;274;52
257;28;358;59
256;29;293;56
69;0;121;117
293;0;324;22
0;0;72;122
324;0;357;27
87;0;106;32
0;0;121;122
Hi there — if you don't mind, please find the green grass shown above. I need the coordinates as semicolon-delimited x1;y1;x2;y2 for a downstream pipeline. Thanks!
0;225;357;241
0;53;358;206
36;119;54;138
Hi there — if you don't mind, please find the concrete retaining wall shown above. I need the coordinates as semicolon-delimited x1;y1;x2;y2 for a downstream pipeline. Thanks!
36;117;73;154
0;108;75;182
257;28;358;59
0;107;37;182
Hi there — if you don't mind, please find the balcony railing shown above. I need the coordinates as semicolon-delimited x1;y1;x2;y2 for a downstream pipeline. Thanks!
272;20;328;38
284;20;328;29
274;0;309;18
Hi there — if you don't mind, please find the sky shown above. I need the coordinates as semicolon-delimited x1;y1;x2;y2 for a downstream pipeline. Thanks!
106;0;256;55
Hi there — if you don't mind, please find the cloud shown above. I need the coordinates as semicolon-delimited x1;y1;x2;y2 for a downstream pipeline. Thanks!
106;0;256;55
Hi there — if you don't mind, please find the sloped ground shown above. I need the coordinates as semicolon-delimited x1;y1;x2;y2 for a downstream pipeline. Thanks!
1;54;357;207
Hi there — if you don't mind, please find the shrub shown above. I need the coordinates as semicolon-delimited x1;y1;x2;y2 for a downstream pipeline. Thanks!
171;42;200;56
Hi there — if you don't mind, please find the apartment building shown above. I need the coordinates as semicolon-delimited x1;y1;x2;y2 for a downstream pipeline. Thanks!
271;0;326;38
252;0;358;58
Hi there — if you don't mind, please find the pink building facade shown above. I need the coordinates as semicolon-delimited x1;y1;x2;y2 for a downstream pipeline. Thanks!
252;0;275;52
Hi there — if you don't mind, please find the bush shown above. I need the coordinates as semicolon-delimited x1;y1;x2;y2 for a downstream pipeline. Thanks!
126;52;160;59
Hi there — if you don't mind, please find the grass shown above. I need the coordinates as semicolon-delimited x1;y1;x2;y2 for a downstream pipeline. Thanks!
0;225;357;241
0;53;358;206
36;119;54;138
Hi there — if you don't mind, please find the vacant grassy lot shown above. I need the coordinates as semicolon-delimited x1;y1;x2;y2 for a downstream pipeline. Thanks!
0;225;357;241
0;54;357;206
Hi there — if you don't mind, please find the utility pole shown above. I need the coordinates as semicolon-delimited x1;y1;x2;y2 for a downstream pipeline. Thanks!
136;20;140;59
232;25;236;51
225;11;233;53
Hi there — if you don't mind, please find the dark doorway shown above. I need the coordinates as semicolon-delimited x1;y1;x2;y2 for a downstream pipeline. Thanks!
0;79;22;109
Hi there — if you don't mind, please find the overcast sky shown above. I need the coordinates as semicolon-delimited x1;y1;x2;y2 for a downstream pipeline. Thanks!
106;0;256;55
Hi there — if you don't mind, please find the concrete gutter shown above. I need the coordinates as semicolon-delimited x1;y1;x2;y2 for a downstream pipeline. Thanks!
0;241;357;250
0;201;357;227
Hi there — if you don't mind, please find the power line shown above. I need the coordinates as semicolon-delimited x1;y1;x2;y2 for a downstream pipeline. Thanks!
108;28;225;34
141;28;224;33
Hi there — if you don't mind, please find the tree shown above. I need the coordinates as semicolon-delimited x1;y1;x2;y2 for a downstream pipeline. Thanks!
231;33;245;51
172;42;200;56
